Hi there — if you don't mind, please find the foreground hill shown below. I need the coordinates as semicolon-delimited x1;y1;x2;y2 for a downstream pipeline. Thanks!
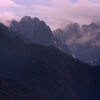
0;78;45;100
0;23;100;100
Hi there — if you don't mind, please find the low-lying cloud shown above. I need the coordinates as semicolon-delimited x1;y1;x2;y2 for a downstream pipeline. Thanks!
0;0;25;25
33;0;100;46
0;12;20;26
56;22;100;47
0;0;100;30
0;0;100;46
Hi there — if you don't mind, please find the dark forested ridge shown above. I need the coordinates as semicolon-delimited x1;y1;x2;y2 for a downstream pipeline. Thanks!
0;22;100;100
0;78;47;100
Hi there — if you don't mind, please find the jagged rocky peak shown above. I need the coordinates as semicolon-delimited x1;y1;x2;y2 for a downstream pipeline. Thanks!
10;16;54;46
33;17;40;22
68;23;79;27
53;28;63;34
89;22;100;30
21;16;45;25
10;16;49;30
21;16;31;20
53;28;66;42
89;22;98;27
21;16;43;23
82;22;100;31
65;23;80;32
20;16;34;26
34;17;46;26
54;23;80;35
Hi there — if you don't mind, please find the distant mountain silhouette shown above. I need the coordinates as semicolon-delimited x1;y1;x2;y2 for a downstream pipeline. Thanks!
53;22;100;65
0;23;100;100
9;16;100;65
10;16;71;55
10;16;54;46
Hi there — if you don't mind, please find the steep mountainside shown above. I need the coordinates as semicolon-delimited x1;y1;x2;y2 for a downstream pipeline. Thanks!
0;23;100;100
0;78;45;100
53;22;100;65
2;17;100;65
10;16;54;46
10;16;71;55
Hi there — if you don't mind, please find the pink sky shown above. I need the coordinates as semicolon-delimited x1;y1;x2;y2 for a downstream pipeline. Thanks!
0;0;100;29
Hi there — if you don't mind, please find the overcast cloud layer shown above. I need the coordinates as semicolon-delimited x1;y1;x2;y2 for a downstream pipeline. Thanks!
0;0;100;47
33;0;100;29
0;0;100;29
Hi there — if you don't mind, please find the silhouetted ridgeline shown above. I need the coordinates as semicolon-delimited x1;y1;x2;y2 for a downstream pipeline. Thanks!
0;22;100;100
9;16;100;65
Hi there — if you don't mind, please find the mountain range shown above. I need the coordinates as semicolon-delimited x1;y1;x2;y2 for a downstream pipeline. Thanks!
53;22;100;65
0;78;44;100
0;20;100;100
9;16;100;65
10;16;54;46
